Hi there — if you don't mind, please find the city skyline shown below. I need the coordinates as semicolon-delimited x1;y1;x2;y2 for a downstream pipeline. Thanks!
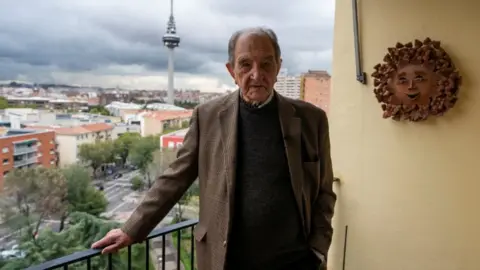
0;0;334;91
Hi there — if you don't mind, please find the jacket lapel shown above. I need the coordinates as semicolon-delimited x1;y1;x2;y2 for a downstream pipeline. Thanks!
218;91;239;210
276;93;306;231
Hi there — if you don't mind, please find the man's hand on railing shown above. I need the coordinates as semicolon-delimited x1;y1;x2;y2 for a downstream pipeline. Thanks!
91;229;133;254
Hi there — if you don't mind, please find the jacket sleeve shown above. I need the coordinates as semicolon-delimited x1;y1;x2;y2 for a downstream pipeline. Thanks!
121;107;200;241
309;109;336;262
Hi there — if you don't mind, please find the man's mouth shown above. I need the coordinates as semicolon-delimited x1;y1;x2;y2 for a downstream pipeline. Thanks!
406;92;420;100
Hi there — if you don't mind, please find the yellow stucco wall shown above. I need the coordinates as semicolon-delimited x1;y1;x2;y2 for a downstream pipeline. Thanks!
329;0;480;269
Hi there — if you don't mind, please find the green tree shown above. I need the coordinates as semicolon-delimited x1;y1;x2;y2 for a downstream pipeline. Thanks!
78;141;115;178
130;176;144;191
59;165;108;231
0;167;67;240
89;106;111;116
149;148;192;222
0;97;8;109
0;212;154;270
128;136;159;188
174;187;193;223
114;132;141;166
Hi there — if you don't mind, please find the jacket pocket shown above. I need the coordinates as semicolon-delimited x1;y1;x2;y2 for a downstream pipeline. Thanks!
194;223;207;242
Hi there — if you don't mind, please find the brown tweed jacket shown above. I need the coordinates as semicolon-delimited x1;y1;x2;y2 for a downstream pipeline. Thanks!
122;90;336;270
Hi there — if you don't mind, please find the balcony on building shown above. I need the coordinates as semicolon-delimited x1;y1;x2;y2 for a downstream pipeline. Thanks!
10;0;480;269
13;139;38;156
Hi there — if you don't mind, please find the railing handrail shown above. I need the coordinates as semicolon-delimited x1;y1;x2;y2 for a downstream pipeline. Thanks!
25;219;198;270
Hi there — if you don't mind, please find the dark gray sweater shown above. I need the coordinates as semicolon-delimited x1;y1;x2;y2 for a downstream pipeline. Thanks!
226;96;315;270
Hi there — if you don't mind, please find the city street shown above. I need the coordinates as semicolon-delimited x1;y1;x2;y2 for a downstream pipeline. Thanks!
102;170;140;214
0;170;140;250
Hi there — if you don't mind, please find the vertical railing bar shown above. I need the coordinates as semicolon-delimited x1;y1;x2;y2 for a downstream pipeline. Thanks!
176;229;181;270
86;258;91;270
190;225;195;269
127;245;132;270
63;265;68;270
145;240;150;270
162;234;166;270
108;253;113;270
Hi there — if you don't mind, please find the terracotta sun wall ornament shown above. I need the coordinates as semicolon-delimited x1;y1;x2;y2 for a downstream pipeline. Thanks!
371;38;462;121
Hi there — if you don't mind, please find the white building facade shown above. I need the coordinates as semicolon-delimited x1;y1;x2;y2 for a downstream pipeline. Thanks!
274;69;302;99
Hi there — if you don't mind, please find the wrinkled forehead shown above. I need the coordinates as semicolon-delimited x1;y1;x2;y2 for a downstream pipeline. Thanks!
234;33;276;62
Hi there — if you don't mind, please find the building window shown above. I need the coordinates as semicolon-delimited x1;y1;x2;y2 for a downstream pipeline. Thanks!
2;147;8;153
3;159;8;165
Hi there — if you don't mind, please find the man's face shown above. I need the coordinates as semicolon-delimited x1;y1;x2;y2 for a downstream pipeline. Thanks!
226;33;282;103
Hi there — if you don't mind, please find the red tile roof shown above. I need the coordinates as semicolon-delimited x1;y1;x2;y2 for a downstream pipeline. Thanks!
26;123;113;136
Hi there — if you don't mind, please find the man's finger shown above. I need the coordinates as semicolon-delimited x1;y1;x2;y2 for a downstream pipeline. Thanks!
101;242;121;254
91;236;113;249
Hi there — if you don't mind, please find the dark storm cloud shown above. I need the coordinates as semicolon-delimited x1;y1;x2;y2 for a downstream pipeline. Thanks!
0;0;334;87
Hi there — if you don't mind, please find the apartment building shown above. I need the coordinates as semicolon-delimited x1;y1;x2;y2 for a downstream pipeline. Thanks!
274;69;302;99
27;123;114;167
139;110;192;137
6;96;88;111
112;123;141;139
0;129;57;189
160;129;187;149
301;70;331;113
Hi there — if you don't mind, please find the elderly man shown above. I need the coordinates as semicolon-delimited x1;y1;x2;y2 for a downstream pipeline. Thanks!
92;27;336;270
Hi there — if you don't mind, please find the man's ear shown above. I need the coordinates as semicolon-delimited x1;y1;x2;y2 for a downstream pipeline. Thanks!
226;62;235;80
276;58;283;75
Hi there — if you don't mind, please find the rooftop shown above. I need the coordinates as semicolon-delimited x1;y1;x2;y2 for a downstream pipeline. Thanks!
141;110;192;121
105;101;186;111
0;128;52;139
26;122;113;136
162;128;188;137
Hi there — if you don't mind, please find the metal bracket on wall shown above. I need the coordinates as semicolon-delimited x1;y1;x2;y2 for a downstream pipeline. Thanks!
351;0;367;84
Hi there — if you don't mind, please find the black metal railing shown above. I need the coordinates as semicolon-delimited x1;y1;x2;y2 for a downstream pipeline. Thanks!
25;219;198;270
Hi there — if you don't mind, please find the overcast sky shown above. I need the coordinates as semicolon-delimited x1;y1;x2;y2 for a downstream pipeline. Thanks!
0;0;335;92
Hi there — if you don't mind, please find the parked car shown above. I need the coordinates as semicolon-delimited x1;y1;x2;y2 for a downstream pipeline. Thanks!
113;173;123;179
0;245;25;259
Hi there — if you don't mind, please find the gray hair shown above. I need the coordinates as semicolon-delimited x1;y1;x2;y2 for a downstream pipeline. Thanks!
227;27;281;66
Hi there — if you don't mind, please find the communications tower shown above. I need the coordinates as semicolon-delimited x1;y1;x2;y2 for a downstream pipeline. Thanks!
162;0;180;105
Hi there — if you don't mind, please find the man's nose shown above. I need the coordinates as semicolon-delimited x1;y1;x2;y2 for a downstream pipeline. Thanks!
250;68;262;80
